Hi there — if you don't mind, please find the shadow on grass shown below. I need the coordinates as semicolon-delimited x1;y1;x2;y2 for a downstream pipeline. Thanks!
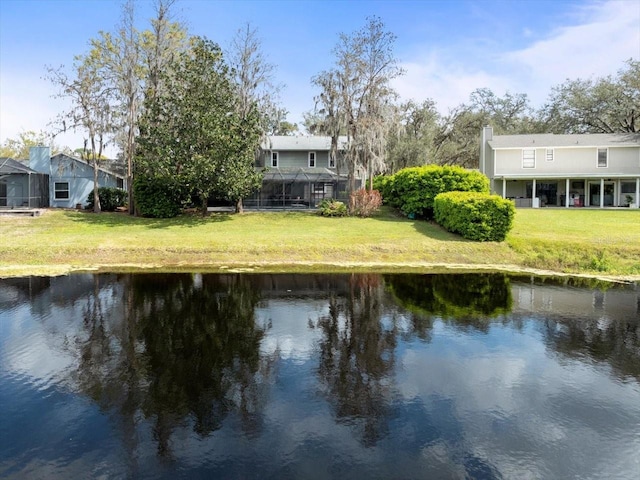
368;207;473;243
62;210;232;229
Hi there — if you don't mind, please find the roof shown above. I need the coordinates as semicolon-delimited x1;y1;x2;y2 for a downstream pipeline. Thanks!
51;153;125;178
262;135;348;151
489;133;640;149
0;157;40;175
261;167;346;182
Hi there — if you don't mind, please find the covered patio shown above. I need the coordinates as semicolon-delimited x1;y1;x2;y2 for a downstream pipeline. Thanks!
497;176;640;208
0;158;49;208
244;167;353;209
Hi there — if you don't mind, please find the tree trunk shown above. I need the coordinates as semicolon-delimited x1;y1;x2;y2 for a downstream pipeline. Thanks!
201;195;208;217
93;160;101;213
236;198;244;214
128;174;135;215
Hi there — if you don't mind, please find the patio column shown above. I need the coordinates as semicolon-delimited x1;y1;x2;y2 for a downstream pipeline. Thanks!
502;178;506;199
565;178;570;208
532;179;537;207
600;178;604;208
636;178;640;208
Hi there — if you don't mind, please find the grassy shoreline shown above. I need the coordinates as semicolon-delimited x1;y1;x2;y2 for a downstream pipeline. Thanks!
1;208;639;282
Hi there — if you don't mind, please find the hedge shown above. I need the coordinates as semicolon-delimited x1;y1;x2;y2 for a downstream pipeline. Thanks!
377;166;489;219
133;175;186;218
86;187;127;211
434;191;515;242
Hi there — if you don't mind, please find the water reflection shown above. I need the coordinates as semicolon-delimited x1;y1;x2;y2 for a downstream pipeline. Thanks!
316;274;397;446
1;273;639;479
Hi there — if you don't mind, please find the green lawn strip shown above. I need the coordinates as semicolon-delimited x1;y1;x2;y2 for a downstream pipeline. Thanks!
1;208;639;279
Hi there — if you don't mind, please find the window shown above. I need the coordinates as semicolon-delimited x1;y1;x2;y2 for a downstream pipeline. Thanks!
545;148;554;162
328;155;336;168
54;182;69;200
522;149;535;168
308;151;316;168
621;182;635;194
597;148;608;167
117;178;124;189
271;151;279;168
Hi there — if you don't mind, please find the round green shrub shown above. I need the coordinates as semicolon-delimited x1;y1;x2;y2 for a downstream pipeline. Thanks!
434;191;515;242
384;165;489;219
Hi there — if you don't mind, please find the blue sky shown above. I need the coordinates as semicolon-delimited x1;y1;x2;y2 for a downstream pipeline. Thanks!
1;0;639;154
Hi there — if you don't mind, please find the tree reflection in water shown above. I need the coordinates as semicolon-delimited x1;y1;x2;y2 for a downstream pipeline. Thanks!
11;271;636;473
385;273;513;333
73;273;271;460
315;274;397;447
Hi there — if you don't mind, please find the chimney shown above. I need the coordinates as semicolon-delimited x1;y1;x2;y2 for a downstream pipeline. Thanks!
480;126;493;174
29;146;51;174
483;125;493;142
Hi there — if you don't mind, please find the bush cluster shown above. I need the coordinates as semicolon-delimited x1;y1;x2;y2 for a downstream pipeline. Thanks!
434;191;515;242
86;187;128;211
372;176;394;204
317;198;348;217
349;189;383;217
133;175;186;218
376;166;489;219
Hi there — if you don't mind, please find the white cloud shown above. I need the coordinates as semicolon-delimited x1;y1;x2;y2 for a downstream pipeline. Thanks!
502;0;640;103
392;0;640;113
391;55;512;113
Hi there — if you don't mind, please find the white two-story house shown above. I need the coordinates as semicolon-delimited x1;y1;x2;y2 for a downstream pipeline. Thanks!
480;126;640;208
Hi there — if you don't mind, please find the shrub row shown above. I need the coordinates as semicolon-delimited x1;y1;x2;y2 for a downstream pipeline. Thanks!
133;175;186;218
375;165;489;219
86;187;128;211
434;191;515;242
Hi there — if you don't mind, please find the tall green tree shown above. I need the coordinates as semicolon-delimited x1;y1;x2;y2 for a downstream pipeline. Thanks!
312;17;403;195
309;70;346;176
47;53;116;213
226;23;285;211
88;0;188;214
88;0;142;214
541;59;640;133
136;37;262;216
227;23;286;135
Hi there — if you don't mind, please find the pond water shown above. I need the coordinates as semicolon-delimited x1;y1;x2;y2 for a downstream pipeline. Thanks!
1;273;639;479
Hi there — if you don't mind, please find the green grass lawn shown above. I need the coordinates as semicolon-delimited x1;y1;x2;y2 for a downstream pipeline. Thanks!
1;207;639;278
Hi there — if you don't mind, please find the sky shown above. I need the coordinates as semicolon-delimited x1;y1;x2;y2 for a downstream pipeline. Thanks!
1;0;639;156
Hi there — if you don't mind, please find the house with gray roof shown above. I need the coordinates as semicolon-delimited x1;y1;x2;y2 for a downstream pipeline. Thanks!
480;126;640;208
245;135;360;208
0;146;126;209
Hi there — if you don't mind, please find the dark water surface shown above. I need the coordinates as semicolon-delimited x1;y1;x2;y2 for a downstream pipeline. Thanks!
1;273;639;479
